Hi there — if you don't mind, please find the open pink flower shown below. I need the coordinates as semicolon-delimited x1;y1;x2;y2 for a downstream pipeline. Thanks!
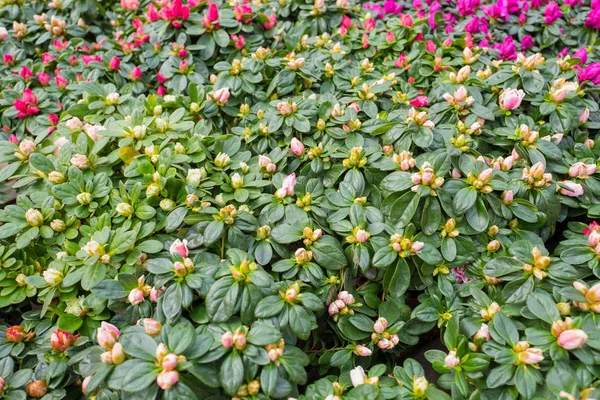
13;89;40;119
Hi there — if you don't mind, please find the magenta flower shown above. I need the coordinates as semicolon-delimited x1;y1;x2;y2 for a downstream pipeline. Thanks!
544;1;562;24
13;89;40;119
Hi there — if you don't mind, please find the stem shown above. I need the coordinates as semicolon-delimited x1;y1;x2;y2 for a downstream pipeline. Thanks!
220;230;226;259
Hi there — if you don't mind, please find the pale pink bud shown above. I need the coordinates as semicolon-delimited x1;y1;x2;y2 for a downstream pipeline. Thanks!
451;168;462;179
111;342;125;364
410;241;424;252
557;329;588;350
97;322;120;350
221;332;234;348
338;291;355;305
559;180;584;197
519;347;544;364
162;353;178;371
169;239;188;258
502;190;514;205
156;370;179;390
474;324;490;341
499;88;525;110
212;88;230;104
141;318;162;335
328;302;340;315
444;350;460;367
373;317;388;333
354;345;372;356
128;288;144;306
81;376;91;394
290;137;305;156
355;229;369;243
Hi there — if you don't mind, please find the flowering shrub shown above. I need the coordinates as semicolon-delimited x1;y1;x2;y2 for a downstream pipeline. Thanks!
1;0;600;398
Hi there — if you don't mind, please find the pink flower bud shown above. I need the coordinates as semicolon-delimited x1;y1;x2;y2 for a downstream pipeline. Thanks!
410;241;424;253
206;3;219;22
234;332;246;350
499;88;525;110
97;322;120;350
557;329;588;350
156;343;168;361
518;346;544;364
109;56;121;70
444;350;460;367
337;291;355;305
373;317;388;334
328;302;340;315
290;137;305;156
81;376;91;394
51;329;79;352
130;66;142;81
502;190;514;205
355;229;369;243
559;180;584;197
354;345;372;356
386;31;395;43
221;331;234;348
128;288;144;306
162;353;178;371
478;168;493;183
474;324;490;341
212;87;230;104
156;370;179;390
111;342;125;364
140;318;162;335
169;239;188;258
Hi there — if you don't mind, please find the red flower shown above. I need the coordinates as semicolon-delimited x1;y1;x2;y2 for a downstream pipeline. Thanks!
13;89;40;119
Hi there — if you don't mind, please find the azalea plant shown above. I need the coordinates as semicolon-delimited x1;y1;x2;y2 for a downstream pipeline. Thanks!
1;0;600;398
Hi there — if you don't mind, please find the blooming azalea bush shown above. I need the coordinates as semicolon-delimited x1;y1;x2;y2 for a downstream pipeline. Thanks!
1;0;600;399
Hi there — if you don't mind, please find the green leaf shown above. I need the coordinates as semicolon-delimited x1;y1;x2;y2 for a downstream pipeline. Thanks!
526;291;559;324
120;332;157;361
91;279;128;299
165;207;187;232
204;220;225;245
453;187;477;215
310;236;346;270
81;263;107;290
220;352;244;395
57;314;83;332
560;247;595;264
490;312;519;347
383;259;410;298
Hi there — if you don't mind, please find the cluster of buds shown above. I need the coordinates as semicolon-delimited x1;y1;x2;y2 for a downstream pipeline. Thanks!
98;322;125;365
302;226;322;246
173;258;194;277
275;173;296;199
411;162;444;194
551;318;588;350
292;191;311;210
568;162;596;179
392;151;416;171
209;87;230;106
221;327;248;350
467;168;493;193
442;86;475;111
515;53;545;72
358;83;377;101
186;167;207;187
491;155;515;171
389;234;423;257
82;239;111;264
470;323;491;351
521;247;551;280
480;302;500;321
277;101;297;116
405;107;435;129
559;388;598;400
449;134;473;152
44;15;66;36
350;366;379;388
156;343;184;390
294;248;314;265
6;325;35;343
258;155;277;176
128;275;151;306
522;162;552;188
234;380;261;398
230;259;257;283
342;146;367;169
514;341;544;366
215;204;237;225
328;291;356;320
449;65;471;84
572;281;600;313
514;124;539;147
50;328;80;352
13;139;36;161
463;47;479;64
444;349;460;368
548;78;579;103
346;227;370;244
371;317;400;350
440;218;459;238
230;173;244;190
265;339;285;364
281;282;301;303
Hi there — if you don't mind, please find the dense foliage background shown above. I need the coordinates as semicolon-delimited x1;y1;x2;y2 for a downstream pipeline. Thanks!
1;0;600;398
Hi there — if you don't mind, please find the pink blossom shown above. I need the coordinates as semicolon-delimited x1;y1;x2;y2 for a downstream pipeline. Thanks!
169;239;188;258
290;138;305;156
